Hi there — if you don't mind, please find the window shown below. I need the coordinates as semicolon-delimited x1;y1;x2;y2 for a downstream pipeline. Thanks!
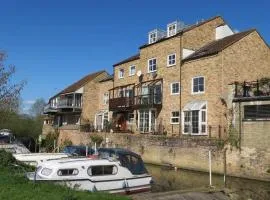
128;112;134;123
167;54;176;66
183;103;207;135
171;82;180;95
192;77;204;93
148;58;157;73
244;105;270;120
129;65;136;76
87;165;117;176
119;69;124;79
139;110;156;133
171;111;180;124
103;93;109;105
167;24;176;37
149;32;157;44
57;169;79;176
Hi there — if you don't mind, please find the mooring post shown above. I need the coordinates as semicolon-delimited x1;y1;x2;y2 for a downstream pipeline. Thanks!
86;145;88;157
224;148;227;187
209;150;212;187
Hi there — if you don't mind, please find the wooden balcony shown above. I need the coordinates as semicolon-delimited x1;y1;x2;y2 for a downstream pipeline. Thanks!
109;97;134;111
43;104;58;114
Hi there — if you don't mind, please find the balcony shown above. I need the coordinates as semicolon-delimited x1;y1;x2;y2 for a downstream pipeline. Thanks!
233;79;270;102
43;104;57;114
57;99;82;109
109;97;134;111
134;94;162;109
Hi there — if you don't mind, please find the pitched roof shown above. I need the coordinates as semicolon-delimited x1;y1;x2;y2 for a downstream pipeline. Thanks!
139;15;222;49
113;53;140;67
183;29;255;62
99;74;114;82
50;70;106;100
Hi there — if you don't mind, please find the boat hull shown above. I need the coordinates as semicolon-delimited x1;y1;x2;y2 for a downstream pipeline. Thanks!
26;172;152;194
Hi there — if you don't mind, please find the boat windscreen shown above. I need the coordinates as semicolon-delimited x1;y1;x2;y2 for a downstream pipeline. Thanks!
118;154;148;175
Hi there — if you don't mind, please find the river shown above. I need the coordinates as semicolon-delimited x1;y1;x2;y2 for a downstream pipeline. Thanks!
146;164;270;199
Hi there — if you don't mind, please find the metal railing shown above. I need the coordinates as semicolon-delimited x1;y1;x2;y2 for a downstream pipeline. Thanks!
234;79;270;98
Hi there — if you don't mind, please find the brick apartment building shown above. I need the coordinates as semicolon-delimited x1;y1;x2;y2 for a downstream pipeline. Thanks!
109;16;270;138
43;70;113;135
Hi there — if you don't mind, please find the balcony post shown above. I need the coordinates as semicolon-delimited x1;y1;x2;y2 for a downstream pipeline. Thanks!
235;82;238;97
257;79;259;96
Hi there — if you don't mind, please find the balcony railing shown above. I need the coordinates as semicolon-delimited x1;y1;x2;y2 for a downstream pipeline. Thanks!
43;104;57;114
109;97;134;111
134;94;162;108
57;99;82;109
233;79;270;101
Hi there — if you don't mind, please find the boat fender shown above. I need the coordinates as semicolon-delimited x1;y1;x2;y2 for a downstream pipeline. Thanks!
150;179;154;185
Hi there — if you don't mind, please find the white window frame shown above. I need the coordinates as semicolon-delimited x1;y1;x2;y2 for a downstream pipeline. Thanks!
167;23;177;37
148;58;157;73
138;109;156;133
129;65;136;76
103;92;109;105
170;82;180;95
192;76;205;94
171;111;180;124
118;69;124;79
182;104;207;136
167;53;176;67
149;32;157;44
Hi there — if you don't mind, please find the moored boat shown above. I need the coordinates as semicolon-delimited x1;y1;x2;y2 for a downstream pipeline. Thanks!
26;148;152;194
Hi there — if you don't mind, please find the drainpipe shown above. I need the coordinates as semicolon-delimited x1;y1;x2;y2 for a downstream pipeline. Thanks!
238;102;242;150
179;34;183;137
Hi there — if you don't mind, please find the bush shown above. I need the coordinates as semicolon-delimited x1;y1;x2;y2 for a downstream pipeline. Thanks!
89;134;103;146
41;131;59;152
0;150;16;167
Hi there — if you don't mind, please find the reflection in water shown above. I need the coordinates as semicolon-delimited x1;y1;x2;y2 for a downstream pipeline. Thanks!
146;164;270;199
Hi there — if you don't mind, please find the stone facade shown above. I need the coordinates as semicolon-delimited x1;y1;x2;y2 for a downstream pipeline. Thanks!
111;16;226;135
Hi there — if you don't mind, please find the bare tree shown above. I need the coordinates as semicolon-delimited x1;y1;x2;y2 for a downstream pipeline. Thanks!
29;98;46;117
0;51;25;111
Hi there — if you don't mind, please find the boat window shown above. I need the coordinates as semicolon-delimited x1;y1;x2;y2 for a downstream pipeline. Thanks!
87;165;117;176
119;154;148;175
57;168;79;176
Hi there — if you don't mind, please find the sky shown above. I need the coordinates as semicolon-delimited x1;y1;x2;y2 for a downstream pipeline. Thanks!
0;0;269;112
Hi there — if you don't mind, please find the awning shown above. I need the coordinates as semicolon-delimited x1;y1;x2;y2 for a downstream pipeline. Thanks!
183;100;207;111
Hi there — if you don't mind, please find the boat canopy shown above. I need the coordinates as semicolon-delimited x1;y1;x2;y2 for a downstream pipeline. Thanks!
98;148;148;175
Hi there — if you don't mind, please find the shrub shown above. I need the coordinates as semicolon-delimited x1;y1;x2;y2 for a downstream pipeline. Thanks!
89;134;103;146
0;150;16;167
41;131;59;152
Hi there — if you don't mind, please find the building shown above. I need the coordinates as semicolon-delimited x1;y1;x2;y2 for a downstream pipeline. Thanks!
43;70;113;135
109;16;270;137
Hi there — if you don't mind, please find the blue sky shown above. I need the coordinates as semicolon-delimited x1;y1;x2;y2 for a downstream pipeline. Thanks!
0;0;269;112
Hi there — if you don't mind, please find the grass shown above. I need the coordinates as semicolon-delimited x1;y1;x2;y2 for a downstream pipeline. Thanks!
0;167;130;200
0;150;129;200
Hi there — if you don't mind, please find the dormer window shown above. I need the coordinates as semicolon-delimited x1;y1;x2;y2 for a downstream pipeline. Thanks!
167;23;177;37
167;21;186;37
148;29;166;44
149;32;157;44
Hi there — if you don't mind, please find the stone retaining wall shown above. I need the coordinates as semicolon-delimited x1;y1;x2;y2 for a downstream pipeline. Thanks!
58;129;270;181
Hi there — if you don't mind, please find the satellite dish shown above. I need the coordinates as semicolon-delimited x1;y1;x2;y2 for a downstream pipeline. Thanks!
137;70;142;77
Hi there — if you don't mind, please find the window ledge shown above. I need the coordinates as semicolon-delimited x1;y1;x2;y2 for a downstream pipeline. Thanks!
167;64;176;67
243;119;270;122
171;93;180;95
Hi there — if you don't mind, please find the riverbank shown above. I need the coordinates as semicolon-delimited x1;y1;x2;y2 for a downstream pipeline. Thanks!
0;167;129;200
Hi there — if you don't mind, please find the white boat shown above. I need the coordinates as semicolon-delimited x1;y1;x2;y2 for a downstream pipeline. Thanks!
26;148;152;194
13;153;69;166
